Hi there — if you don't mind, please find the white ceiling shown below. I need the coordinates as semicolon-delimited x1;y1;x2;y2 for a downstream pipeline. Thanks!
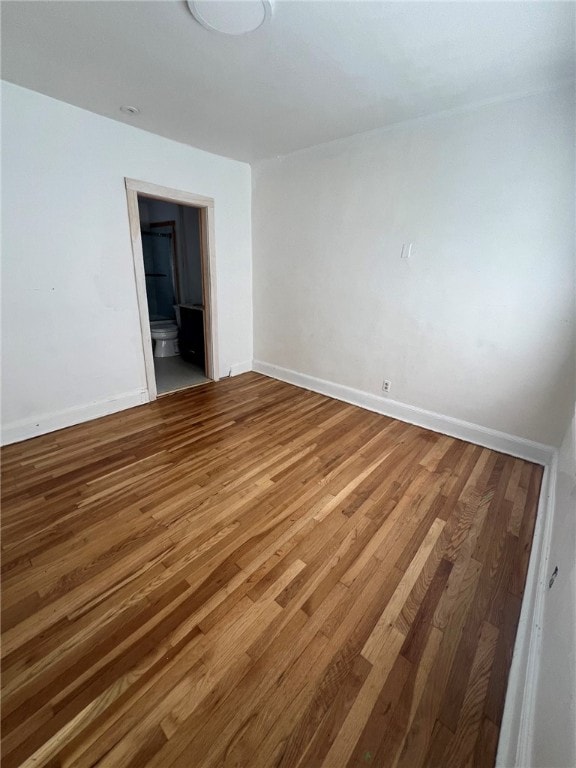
2;1;574;162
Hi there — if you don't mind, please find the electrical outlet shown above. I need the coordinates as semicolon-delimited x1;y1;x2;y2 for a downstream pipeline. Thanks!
382;379;391;393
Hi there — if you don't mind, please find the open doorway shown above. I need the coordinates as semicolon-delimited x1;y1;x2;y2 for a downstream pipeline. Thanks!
125;179;219;401
139;196;209;394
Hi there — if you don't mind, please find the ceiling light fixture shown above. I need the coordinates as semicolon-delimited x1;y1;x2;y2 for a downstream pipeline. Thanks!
120;105;140;115
187;1;272;36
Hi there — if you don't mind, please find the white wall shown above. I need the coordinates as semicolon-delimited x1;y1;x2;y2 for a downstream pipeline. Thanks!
253;88;575;446
532;409;576;768
1;82;252;443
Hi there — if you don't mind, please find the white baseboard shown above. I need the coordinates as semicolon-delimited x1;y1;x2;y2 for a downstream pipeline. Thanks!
252;360;555;465
229;360;253;377
496;452;557;768
1;389;149;446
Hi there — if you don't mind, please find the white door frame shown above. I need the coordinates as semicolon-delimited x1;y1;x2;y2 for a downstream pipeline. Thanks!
125;178;219;401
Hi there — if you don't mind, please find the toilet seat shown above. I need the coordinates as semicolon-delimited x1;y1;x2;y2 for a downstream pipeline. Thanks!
151;325;178;339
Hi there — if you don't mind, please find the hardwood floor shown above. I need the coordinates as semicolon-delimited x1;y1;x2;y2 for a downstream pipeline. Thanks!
1;373;543;768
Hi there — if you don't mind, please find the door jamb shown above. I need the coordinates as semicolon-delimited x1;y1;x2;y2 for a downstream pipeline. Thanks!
125;178;219;402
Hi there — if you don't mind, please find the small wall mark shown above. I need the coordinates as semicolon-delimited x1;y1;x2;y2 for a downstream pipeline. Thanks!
549;566;559;589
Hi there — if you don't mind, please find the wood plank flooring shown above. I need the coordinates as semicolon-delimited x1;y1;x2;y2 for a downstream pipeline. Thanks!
1;373;543;768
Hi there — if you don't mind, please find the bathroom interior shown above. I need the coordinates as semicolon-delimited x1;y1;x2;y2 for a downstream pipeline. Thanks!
138;195;209;395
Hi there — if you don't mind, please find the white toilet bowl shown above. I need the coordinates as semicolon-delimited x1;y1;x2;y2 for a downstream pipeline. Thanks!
150;321;179;358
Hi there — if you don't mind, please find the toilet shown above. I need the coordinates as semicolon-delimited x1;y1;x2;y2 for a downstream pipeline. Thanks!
150;320;179;358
